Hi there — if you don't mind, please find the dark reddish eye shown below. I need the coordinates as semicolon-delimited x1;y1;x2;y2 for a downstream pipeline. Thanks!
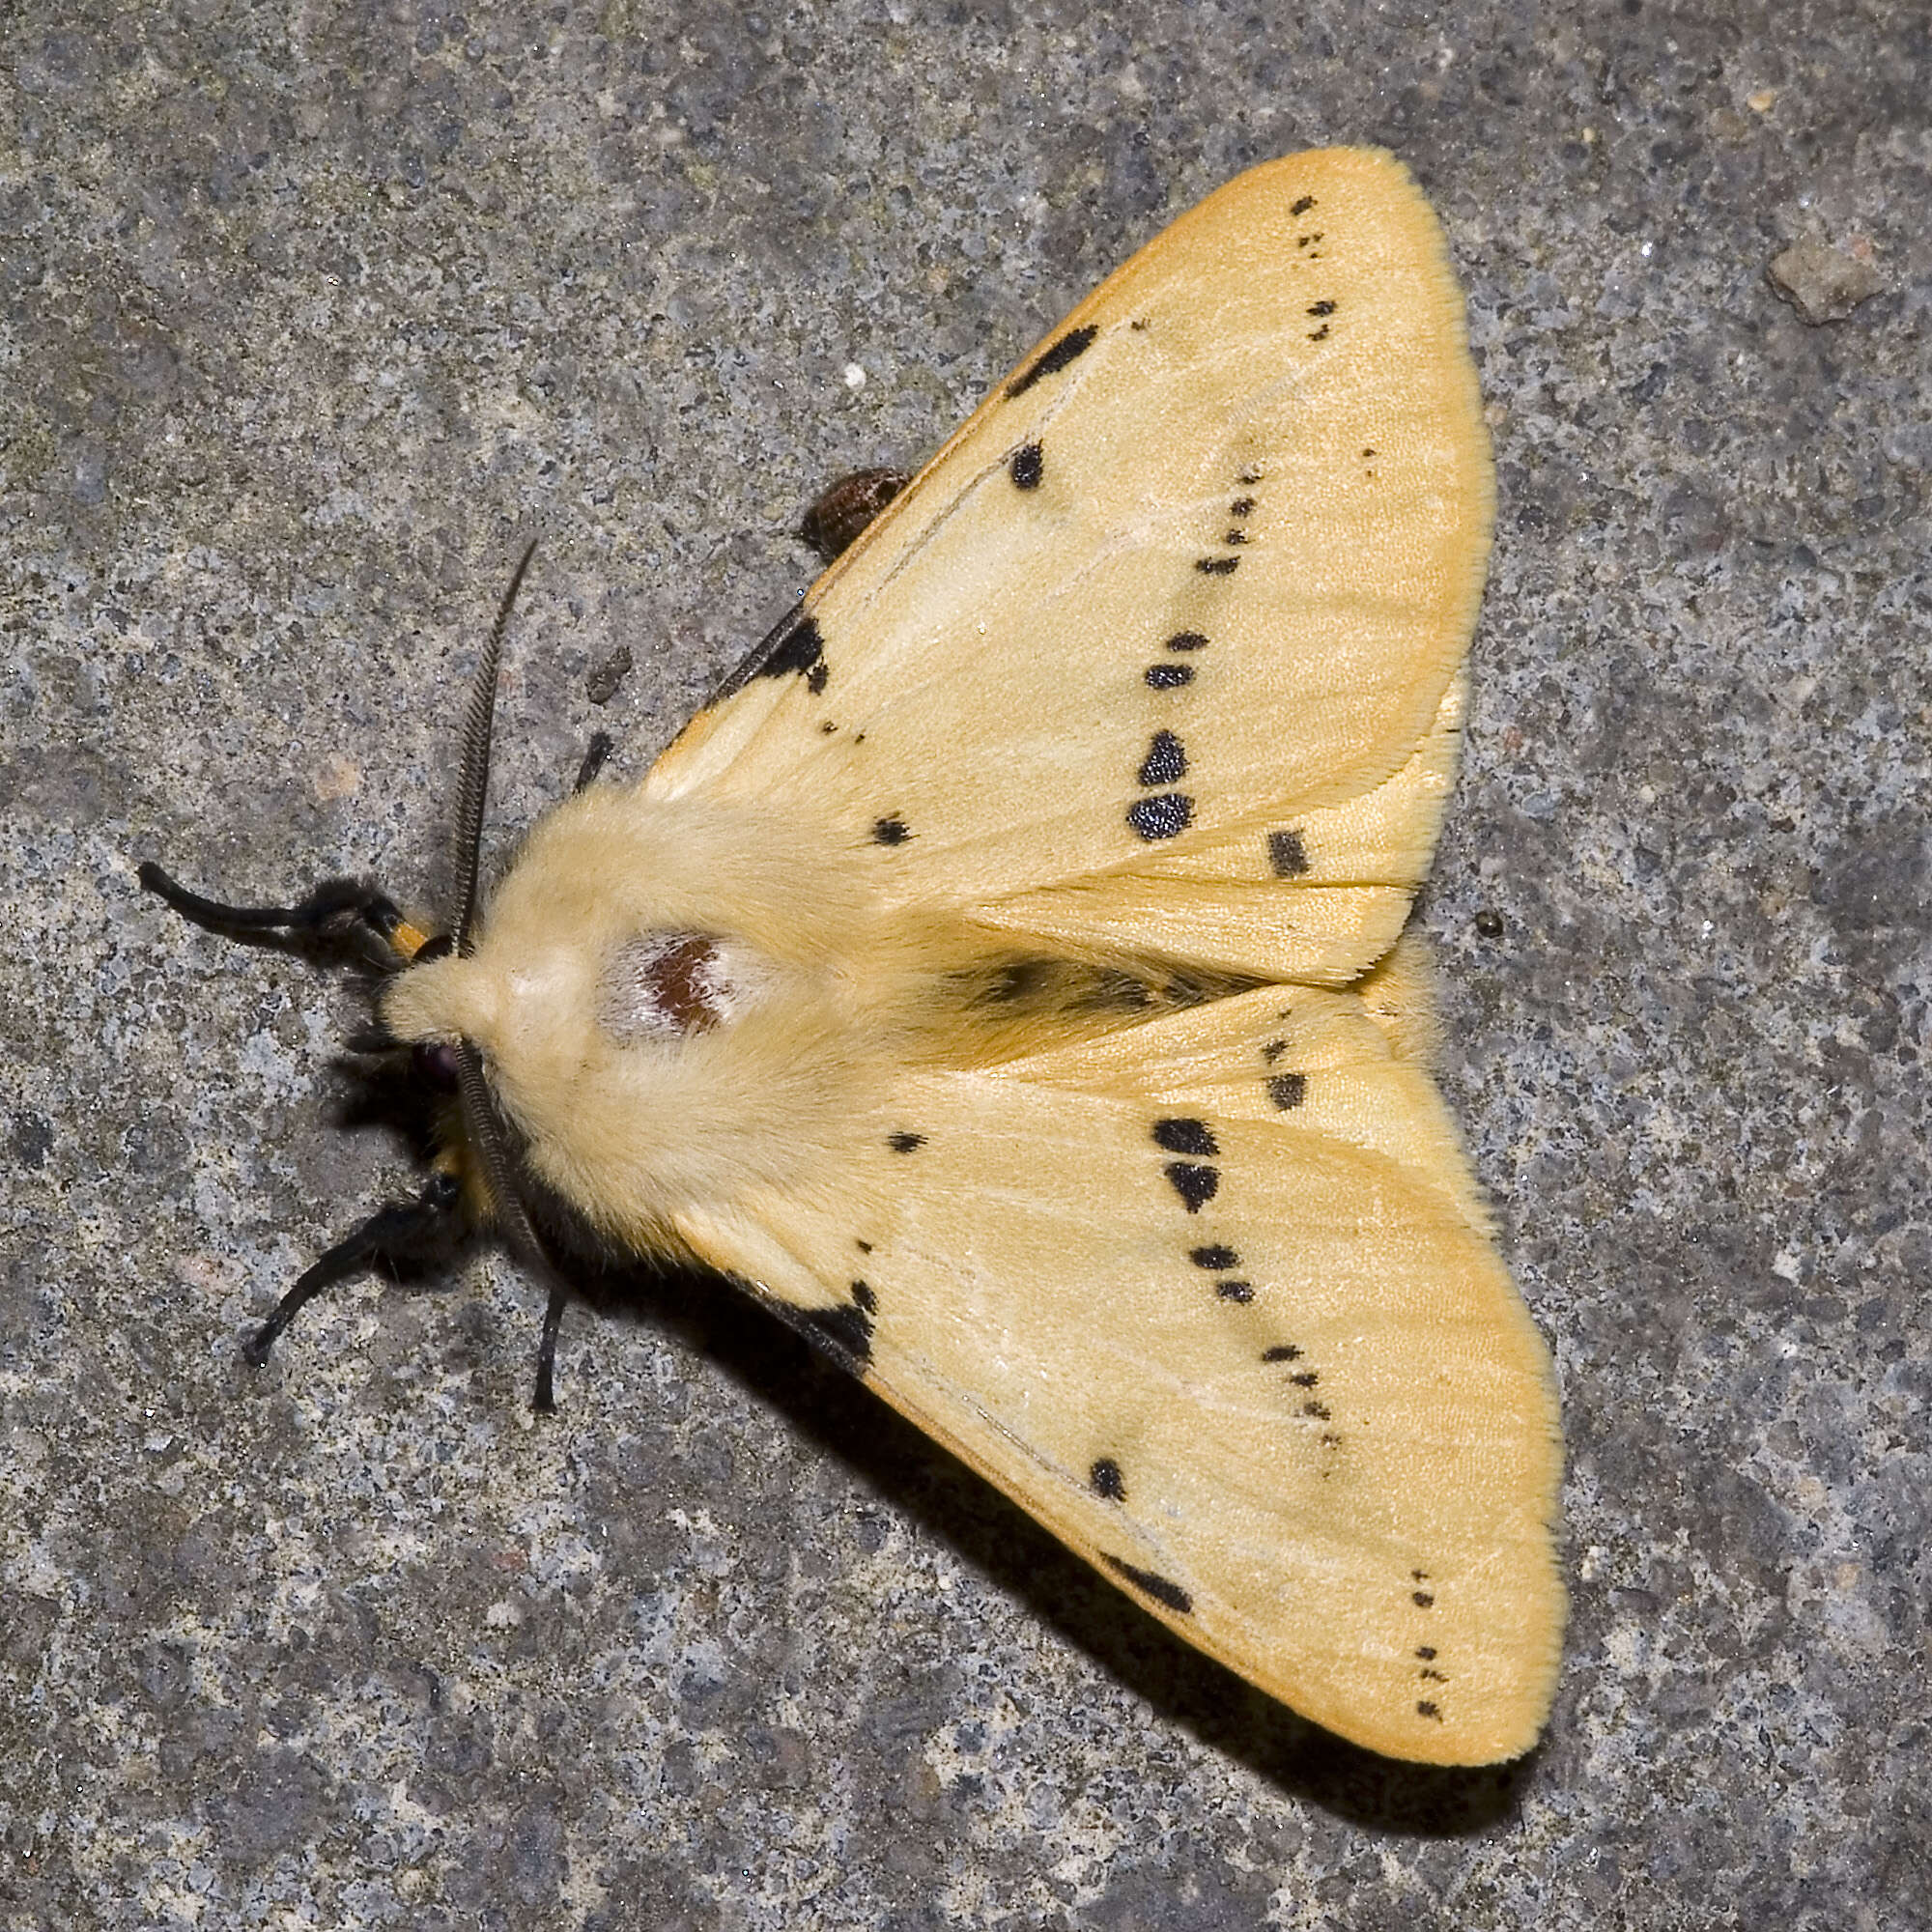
413;1041;461;1091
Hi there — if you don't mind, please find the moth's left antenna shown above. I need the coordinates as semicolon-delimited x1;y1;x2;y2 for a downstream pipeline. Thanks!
453;539;539;957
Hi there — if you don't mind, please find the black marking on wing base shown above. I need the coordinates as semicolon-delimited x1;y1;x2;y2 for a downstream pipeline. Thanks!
756;612;828;693
1128;794;1193;840
1009;441;1044;490
1103;1556;1193;1615
1267;830;1310;877
1007;325;1097;397
1089;1457;1125;1501
802;1297;875;1370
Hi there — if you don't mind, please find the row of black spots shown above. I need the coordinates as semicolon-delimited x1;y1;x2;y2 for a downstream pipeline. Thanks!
1102;1553;1192;1616
1259;1028;1308;1115
1409;1575;1443;1720
1006;323;1097;399
757;612;830;696
1257;1329;1339;1437
1152;1116;1219;1214
1146;627;1208;691
1188;1242;1252;1304
1305;298;1337;344
1127;621;1194;837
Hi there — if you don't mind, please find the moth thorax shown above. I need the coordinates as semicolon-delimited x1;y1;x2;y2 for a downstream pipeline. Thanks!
596;930;772;1045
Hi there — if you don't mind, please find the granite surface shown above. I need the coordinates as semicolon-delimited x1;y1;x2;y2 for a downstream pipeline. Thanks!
3;2;1927;1926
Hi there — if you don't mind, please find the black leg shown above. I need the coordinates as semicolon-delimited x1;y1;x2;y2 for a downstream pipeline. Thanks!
138;862;426;966
243;1170;467;1368
574;730;614;793
533;1284;568;1413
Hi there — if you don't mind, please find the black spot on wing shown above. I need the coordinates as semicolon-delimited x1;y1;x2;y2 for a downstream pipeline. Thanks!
1190;1244;1238;1270
1291;194;1317;216
888;1131;926;1153
1307;299;1336;318
1137;731;1187;787
1152;1119;1217;1156
871;815;912;846
1164;630;1208;652
1009;440;1044;490
1103;1555;1193;1615
1267;830;1310;877
1089;1458;1125;1501
1195;556;1239;577
1163;1163;1218;1213
1266;1072;1307;1112
1262;1344;1303;1363
1416;1701;1442;1721
757;613;827;690
1127;794;1192;841
850;1280;878;1314
1145;664;1194;689
1216;1280;1254;1302
1229;496;1256;517
1006;324;1098;397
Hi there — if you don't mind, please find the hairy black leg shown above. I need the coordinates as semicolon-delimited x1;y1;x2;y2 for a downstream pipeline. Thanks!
138;862;424;967
243;1169;467;1368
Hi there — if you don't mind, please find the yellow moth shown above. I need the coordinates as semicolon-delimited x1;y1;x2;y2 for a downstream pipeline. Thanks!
142;148;1564;1766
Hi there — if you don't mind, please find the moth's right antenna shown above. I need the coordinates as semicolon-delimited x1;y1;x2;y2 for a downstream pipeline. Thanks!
453;539;539;957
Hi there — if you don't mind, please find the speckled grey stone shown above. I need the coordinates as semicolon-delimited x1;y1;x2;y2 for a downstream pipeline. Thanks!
3;4;1927;1928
